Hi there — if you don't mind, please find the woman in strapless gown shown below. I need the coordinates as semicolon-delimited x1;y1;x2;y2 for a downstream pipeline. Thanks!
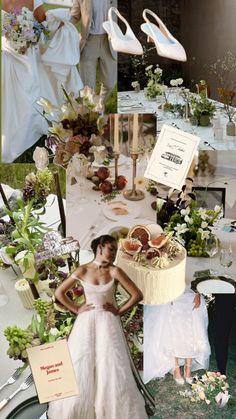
1;0;83;163
47;235;149;419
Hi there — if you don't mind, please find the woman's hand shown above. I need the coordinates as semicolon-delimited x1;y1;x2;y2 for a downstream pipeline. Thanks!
77;303;95;315
193;293;201;310
103;303;119;316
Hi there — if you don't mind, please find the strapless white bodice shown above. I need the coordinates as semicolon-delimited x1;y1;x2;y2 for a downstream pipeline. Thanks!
80;279;116;309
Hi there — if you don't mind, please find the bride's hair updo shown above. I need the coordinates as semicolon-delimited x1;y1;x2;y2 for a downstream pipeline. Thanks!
91;235;116;255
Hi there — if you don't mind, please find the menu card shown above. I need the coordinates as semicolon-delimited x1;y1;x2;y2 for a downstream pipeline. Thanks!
27;339;79;403
144;124;200;190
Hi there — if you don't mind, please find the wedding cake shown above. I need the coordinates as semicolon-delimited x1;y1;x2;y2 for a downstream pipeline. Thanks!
116;225;186;305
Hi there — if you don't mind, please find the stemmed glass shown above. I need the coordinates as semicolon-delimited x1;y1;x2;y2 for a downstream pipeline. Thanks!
205;235;219;274
220;247;233;277
74;160;89;204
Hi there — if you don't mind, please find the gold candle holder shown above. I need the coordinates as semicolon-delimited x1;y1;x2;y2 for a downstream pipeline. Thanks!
114;152;120;185
123;152;145;201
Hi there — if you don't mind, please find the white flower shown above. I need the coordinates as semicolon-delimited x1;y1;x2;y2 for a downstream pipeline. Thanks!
201;221;208;229
89;145;107;164
184;215;193;224
49;327;59;336
33;147;49;170
198;208;208;220
198;228;210;240
134;177;147;189
145;65;153;71
180;207;190;216
15;251;36;280
0;247;15;265
131;81;140;88
177;78;184;85
170;79;177;87
156;197;165;212
214;205;222;213
174;223;189;235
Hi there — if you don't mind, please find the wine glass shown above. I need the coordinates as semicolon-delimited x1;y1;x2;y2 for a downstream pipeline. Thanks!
74;161;89;204
220;247;233;276
205;235;219;274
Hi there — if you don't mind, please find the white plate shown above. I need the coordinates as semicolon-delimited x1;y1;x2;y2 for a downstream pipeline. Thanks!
97;218;155;237
197;279;235;294
92;154;127;168
102;202;140;221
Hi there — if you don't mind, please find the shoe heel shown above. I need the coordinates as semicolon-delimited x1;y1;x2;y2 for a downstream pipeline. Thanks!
147;35;153;43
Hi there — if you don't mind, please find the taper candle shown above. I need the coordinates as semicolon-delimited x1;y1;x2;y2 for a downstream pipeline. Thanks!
132;114;139;151
113;114;119;153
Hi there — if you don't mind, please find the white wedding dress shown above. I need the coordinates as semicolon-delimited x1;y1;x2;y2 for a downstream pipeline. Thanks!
1;0;56;162
143;289;211;384
47;279;148;419
1;2;83;163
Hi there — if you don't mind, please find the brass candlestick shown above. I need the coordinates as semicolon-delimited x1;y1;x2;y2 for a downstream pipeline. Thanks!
114;152;120;185
123;152;145;201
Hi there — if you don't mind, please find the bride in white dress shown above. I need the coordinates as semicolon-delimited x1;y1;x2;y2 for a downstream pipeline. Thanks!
1;0;83;163
143;290;211;385
47;235;148;419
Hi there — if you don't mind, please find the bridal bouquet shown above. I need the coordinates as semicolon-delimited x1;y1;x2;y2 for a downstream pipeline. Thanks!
2;8;48;54
180;371;232;408
38;87;109;168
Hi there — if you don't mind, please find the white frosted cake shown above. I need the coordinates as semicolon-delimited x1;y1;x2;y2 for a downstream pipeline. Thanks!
115;225;186;305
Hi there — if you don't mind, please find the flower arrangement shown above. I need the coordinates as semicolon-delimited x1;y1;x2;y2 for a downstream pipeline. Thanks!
38;87;109;168
2;8;48;54
217;88;236;122
170;78;184;88
180;371;232;408
0;168;53;280
190;82;216;126
165;202;222;256
131;81;140;93
145;64;163;99
4;298;77;362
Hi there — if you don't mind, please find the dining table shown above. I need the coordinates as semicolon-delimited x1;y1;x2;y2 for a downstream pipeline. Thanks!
118;89;236;151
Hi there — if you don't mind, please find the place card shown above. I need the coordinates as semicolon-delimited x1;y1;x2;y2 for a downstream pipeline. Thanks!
27;339;79;403
144;124;200;190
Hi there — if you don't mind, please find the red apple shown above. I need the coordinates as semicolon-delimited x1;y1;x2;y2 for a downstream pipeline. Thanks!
115;175;127;190
96;167;110;181
99;180;113;194
73;286;84;297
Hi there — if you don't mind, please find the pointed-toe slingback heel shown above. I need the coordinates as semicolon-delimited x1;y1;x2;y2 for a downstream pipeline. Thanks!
184;364;193;385
140;9;187;62
103;7;143;55
173;367;185;385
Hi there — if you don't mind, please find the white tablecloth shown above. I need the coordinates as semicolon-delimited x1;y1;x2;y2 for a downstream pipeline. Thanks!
118;90;236;151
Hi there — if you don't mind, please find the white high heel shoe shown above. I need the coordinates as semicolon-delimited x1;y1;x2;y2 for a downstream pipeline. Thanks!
173;367;185;385
141;9;187;62
103;7;143;55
